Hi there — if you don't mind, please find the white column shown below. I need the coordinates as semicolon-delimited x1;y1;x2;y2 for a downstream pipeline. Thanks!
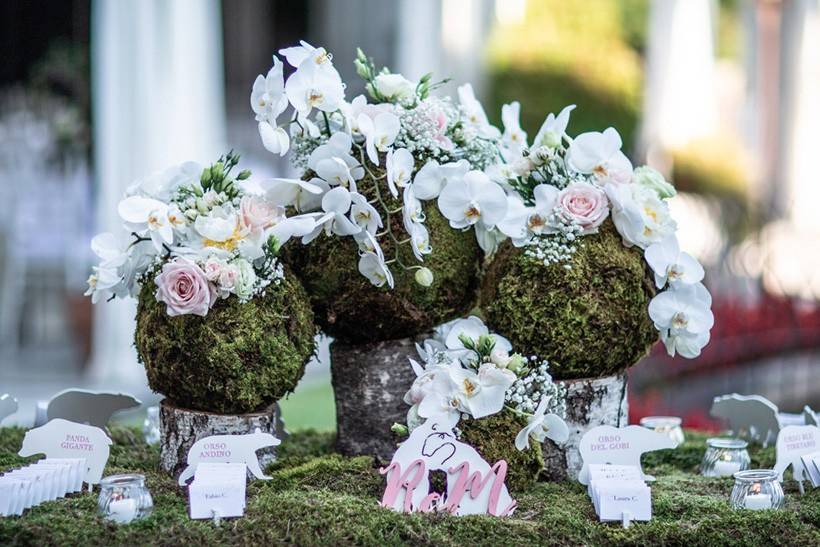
642;0;718;162
88;0;226;385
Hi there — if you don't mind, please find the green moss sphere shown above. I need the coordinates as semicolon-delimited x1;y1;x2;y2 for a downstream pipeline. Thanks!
135;271;316;414
284;181;481;343
458;409;544;490
481;219;658;380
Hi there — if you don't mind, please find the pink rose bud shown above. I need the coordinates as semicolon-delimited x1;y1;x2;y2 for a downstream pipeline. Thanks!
154;257;217;317
557;181;609;234
240;195;285;231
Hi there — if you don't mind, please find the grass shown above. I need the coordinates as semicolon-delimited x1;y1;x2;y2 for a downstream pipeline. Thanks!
279;379;336;432
2;428;819;546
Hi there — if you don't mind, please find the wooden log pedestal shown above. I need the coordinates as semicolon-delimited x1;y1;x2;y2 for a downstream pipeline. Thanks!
330;336;422;462
541;372;629;481
159;399;286;480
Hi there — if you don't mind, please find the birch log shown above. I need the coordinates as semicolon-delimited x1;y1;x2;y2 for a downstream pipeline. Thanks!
331;336;421;462
541;373;629;481
159;399;286;479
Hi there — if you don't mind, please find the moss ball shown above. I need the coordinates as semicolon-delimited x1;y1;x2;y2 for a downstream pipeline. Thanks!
135;271;316;414
284;175;481;343
481;219;657;380
458;409;544;490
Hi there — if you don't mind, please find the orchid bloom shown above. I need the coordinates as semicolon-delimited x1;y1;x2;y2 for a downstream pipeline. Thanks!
279;40;327;68
497;194;533;246
258;121;290;156
251;57;288;123
262;177;326;213
645;235;705;289
402;185;425;230
358;250;394;288
284;52;344;115
358;111;400;165
308;133;364;180
302;187;362;243
567;127;633;184
419;360;514;421
532;104;575;149
315;156;358;192
437;170;508;230
412;159;470;200
350;192;383;234
514;397;570;451
408;222;432;261
118;195;174;251
527;184;560;235
605;183;676;249
457;83;500;139
648;282;714;359
386;148;414;197
501;101;528;154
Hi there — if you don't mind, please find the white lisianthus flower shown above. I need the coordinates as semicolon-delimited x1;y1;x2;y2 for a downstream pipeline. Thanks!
632;165;676;199
118;195;174;251
303;187;362;243
194;204;239;244
412;159;470;200
645;235;705;289
457;83;501;139
357;111;400;165
350;192;383;234
605;183;676;249
232;259;257;301
386;148;414;197
532;104;575;149
251;56;288;123
514;396;570;451
373;73;416;102
437;170;508;230
358;251;394;288
501;101;528;155
567;127;633;184
648;282;714;359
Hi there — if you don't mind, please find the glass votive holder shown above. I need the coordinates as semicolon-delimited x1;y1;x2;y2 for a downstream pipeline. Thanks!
700;438;751;477
98;474;153;524
143;406;160;446
730;470;785;510
640;416;685;446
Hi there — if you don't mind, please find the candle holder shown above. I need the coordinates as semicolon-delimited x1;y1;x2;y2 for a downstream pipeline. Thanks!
98;474;153;524
700;438;751;477
639;416;685;446
730;470;785;510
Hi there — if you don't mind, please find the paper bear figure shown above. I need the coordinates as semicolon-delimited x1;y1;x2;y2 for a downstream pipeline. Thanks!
0;393;18;424
177;429;281;485
578;425;676;485
773;424;820;485
710;393;781;446
46;389;142;430
380;417;516;516
18;418;113;487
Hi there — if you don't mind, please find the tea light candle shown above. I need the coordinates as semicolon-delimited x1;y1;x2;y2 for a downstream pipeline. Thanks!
108;498;138;523
712;460;741;477
744;493;772;510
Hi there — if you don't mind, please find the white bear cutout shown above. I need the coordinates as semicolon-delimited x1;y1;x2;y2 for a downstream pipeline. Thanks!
178;429;281;485
46;389;141;430
578;425;676;485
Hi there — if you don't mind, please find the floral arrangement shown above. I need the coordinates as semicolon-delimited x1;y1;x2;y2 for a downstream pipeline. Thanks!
399;316;568;452
483;104;715;358
251;41;507;289
86;152;316;316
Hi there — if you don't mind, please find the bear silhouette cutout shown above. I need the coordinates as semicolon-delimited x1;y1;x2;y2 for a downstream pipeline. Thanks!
773;425;820;485
177;429;281;485
18;419;113;488
47;389;141;430
578;425;676;485
710;393;781;447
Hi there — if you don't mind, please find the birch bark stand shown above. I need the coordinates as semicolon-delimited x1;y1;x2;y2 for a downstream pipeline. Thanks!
159;399;286;479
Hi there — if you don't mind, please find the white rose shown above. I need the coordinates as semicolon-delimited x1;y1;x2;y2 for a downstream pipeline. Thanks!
194;204;238;243
490;347;511;368
374;73;416;102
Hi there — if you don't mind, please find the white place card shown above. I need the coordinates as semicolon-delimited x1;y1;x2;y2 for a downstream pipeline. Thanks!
800;451;820;487
189;463;247;520
40;458;86;492
596;482;652;522
587;464;644;497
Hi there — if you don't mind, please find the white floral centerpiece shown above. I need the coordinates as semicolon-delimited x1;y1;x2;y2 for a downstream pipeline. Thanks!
86;153;317;414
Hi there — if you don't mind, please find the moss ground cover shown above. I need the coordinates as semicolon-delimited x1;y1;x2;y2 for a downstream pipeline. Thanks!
2;427;819;546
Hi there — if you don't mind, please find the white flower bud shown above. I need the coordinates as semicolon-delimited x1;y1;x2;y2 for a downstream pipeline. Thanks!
414;267;434;287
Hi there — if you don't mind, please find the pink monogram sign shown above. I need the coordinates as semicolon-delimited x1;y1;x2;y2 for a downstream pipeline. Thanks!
380;419;516;516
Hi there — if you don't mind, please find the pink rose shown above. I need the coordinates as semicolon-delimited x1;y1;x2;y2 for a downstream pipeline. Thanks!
558;182;609;233
154;257;217;317
239;195;285;232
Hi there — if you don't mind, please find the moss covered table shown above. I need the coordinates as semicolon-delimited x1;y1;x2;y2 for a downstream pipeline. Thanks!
2;428;819;546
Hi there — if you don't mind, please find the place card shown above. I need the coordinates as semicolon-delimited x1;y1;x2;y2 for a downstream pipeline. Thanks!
189;462;248;520
595;482;652;523
587;464;644;497
578;425;676;485
0;479;29;516
177;429;281;485
18;419;112;488
799;451;820;487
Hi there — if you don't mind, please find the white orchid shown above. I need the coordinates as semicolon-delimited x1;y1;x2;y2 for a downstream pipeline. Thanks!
127;161;202;202
358;250;394;288
443;315;512;355
412;159;470;200
402;185;424;230
501;101;528;155
437;170;508;231
532;104;575;149
90;232;130;269
567;127;633;184
251;56;288;123
308;133;364;180
386;148;414;197
85;265;123;304
648;283;714;359
358;111;400;165
605;183;676;249
258;121;290;156
497;194;533;246
284;53;344;115
457;83;500;139
279;40;326;68
408;222;432;261
350;192;383;234
267;215;318;249
419;360;514;421
475;224;507;254
527;184;560;235
118;195;174;251
261;177;325;212
645;235;705;289
302;187;362;242
315;156;358;191
514;396;570;451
